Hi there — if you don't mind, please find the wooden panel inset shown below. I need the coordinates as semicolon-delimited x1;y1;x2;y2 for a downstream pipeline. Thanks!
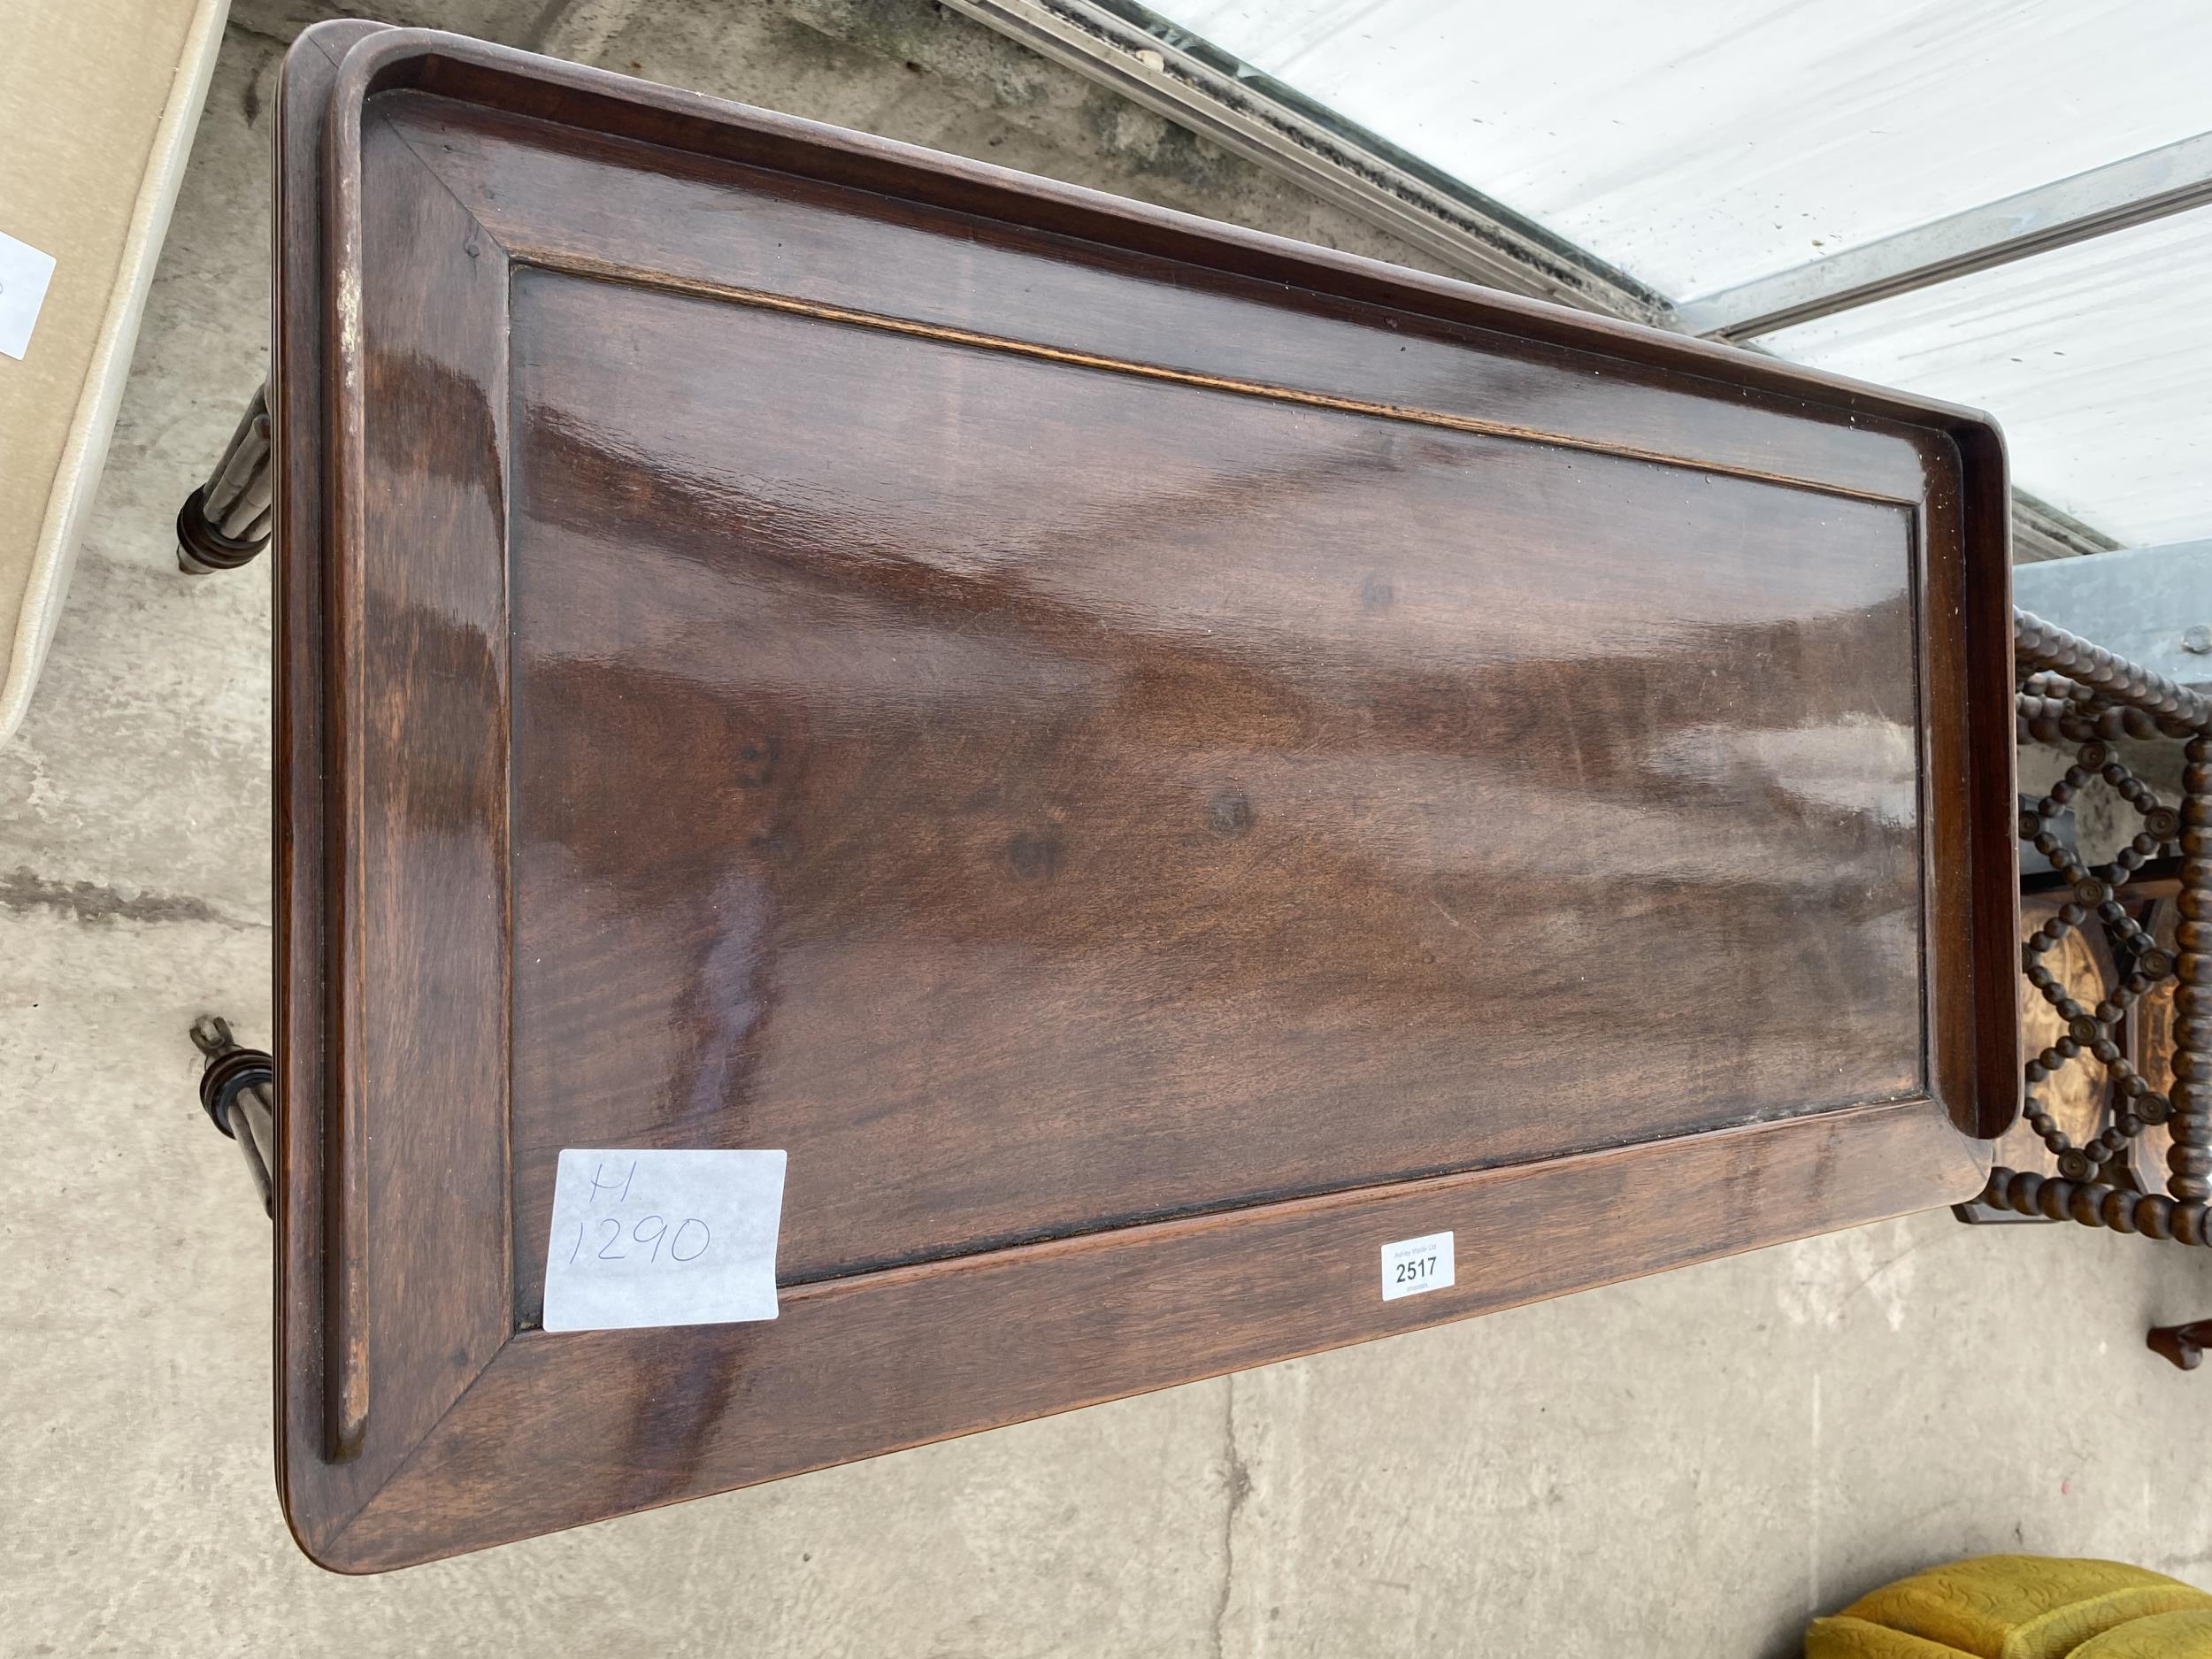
505;269;1929;1292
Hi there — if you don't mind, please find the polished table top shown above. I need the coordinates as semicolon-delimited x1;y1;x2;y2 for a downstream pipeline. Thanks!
270;22;2017;1569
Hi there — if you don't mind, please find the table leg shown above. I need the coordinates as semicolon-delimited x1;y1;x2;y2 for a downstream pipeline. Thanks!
176;382;273;573
190;1014;275;1217
2147;1320;2212;1371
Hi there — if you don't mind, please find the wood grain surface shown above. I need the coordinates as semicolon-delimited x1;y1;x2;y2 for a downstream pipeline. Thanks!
273;24;2015;1568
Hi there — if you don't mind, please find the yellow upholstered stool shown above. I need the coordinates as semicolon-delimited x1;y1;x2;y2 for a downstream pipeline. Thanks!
1806;1556;2212;1658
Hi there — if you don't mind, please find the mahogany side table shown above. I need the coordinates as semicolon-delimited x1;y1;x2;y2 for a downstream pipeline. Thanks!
204;21;2020;1569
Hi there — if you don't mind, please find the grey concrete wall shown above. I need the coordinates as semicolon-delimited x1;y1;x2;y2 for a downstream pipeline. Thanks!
5;4;2212;1655
229;0;1455;272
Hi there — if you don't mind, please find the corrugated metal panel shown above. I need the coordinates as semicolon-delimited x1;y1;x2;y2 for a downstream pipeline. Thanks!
1765;211;2212;549
1158;0;2212;541
1166;0;2212;296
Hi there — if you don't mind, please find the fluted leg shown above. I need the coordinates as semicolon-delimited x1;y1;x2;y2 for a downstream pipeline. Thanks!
191;1014;276;1217
176;381;273;573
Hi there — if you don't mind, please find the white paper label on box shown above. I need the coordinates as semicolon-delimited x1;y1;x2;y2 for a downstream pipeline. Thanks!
542;1148;787;1333
0;230;58;361
1380;1230;1455;1301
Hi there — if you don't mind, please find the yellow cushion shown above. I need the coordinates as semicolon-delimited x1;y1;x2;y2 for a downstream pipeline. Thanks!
2070;1609;2212;1659
1820;1556;2212;1659
1808;1614;1986;1657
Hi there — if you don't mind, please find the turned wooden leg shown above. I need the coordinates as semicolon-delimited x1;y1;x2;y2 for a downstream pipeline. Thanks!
191;1015;275;1217
2147;1320;2212;1370
176;380;273;572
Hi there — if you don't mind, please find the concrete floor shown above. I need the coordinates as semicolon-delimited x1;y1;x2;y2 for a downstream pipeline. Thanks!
4;3;2212;1654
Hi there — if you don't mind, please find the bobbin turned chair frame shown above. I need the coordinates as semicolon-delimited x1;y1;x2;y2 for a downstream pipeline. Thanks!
1970;611;2212;1244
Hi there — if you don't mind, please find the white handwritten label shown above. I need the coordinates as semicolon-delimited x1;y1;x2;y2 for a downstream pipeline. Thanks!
0;230;57;361
1379;1230;1455;1301
542;1148;786;1332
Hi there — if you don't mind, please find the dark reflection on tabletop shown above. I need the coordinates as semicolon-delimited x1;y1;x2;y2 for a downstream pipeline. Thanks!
492;270;1930;1299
